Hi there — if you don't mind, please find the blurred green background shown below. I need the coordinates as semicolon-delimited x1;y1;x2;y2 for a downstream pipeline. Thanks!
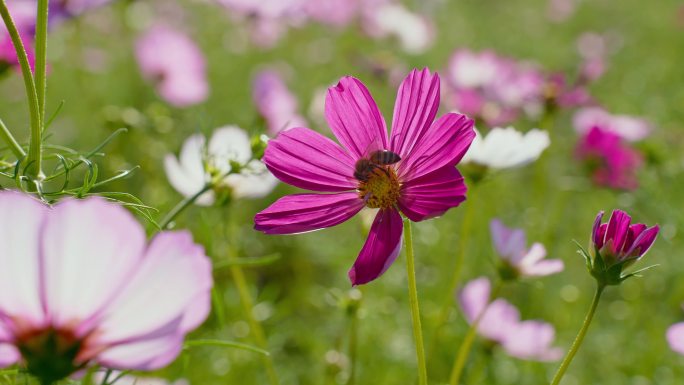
1;0;683;384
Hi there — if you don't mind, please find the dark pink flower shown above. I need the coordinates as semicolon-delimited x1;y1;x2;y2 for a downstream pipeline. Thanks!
254;68;475;285
591;210;659;266
575;126;643;190
252;70;308;135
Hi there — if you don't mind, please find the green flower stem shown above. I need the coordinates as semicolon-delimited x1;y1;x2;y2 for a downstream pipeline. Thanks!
158;184;212;230
0;0;42;176
347;302;359;385
448;280;502;385
550;283;605;385
0;119;26;158
227;252;280;385
428;187;478;360
404;218;428;385
35;0;49;125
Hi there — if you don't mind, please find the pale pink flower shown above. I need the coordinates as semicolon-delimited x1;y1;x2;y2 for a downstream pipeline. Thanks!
135;25;209;107
446;49;545;126
490;219;564;279
459;277;562;361
573;107;652;142
362;2;434;54
305;0;359;28
667;320;684;356
252;70;308;135
0;192;212;382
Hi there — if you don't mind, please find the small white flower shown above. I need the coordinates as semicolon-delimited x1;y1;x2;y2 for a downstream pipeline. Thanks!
462;126;550;169
164;125;278;205
366;4;433;54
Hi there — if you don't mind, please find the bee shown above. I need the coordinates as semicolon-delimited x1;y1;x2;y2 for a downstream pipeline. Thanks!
354;150;401;182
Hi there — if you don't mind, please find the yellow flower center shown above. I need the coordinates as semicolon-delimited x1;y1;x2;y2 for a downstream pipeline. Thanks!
357;167;401;209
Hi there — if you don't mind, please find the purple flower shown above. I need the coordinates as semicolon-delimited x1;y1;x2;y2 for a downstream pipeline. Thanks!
459;278;561;361
574;107;652;142
0;192;212;382
490;219;564;280
135;25;209;107
252;70;308;135
575;126;643;190
591;210;659;267
254;68;475;285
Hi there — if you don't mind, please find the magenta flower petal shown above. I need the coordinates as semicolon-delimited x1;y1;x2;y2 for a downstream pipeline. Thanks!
389;68;440;159
0;192;47;328
255;193;364;235
592;211;605;248
605;210;631;255
396;112;475;179
667;323;684;355
42;197;147;329
325;76;388;159
263;127;357;192
625;225;659;258
348;209;403;285
398;166;466;222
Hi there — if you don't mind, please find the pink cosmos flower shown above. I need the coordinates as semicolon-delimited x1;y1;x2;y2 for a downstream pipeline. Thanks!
0;1;37;71
254;68;475;285
252;70;308;135
459;277;562;361
667;316;684;356
591;210;659;267
490;219;564;279
575;126;643;190
305;0;359;28
0;192;212;383
446;49;544;126
574;107;652;142
135;25;209;107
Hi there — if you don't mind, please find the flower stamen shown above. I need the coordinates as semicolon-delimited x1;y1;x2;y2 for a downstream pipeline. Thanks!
357;167;401;209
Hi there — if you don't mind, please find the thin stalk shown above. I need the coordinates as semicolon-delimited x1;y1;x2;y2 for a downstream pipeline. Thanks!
404;218;428;385
228;257;280;385
158;184;212;229
35;0;48;125
550;283;605;385
347;306;359;385
0;119;26;158
0;0;41;176
224;212;279;385
428;187;478;360
448;280;503;385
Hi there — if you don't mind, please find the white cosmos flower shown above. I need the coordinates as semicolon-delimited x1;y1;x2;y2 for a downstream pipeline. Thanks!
461;126;550;169
164;125;278;205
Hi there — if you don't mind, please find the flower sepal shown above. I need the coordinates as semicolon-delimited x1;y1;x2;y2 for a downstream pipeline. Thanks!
578;242;656;286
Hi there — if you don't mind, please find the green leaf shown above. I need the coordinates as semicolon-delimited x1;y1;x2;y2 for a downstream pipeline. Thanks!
184;339;270;356
213;253;281;270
